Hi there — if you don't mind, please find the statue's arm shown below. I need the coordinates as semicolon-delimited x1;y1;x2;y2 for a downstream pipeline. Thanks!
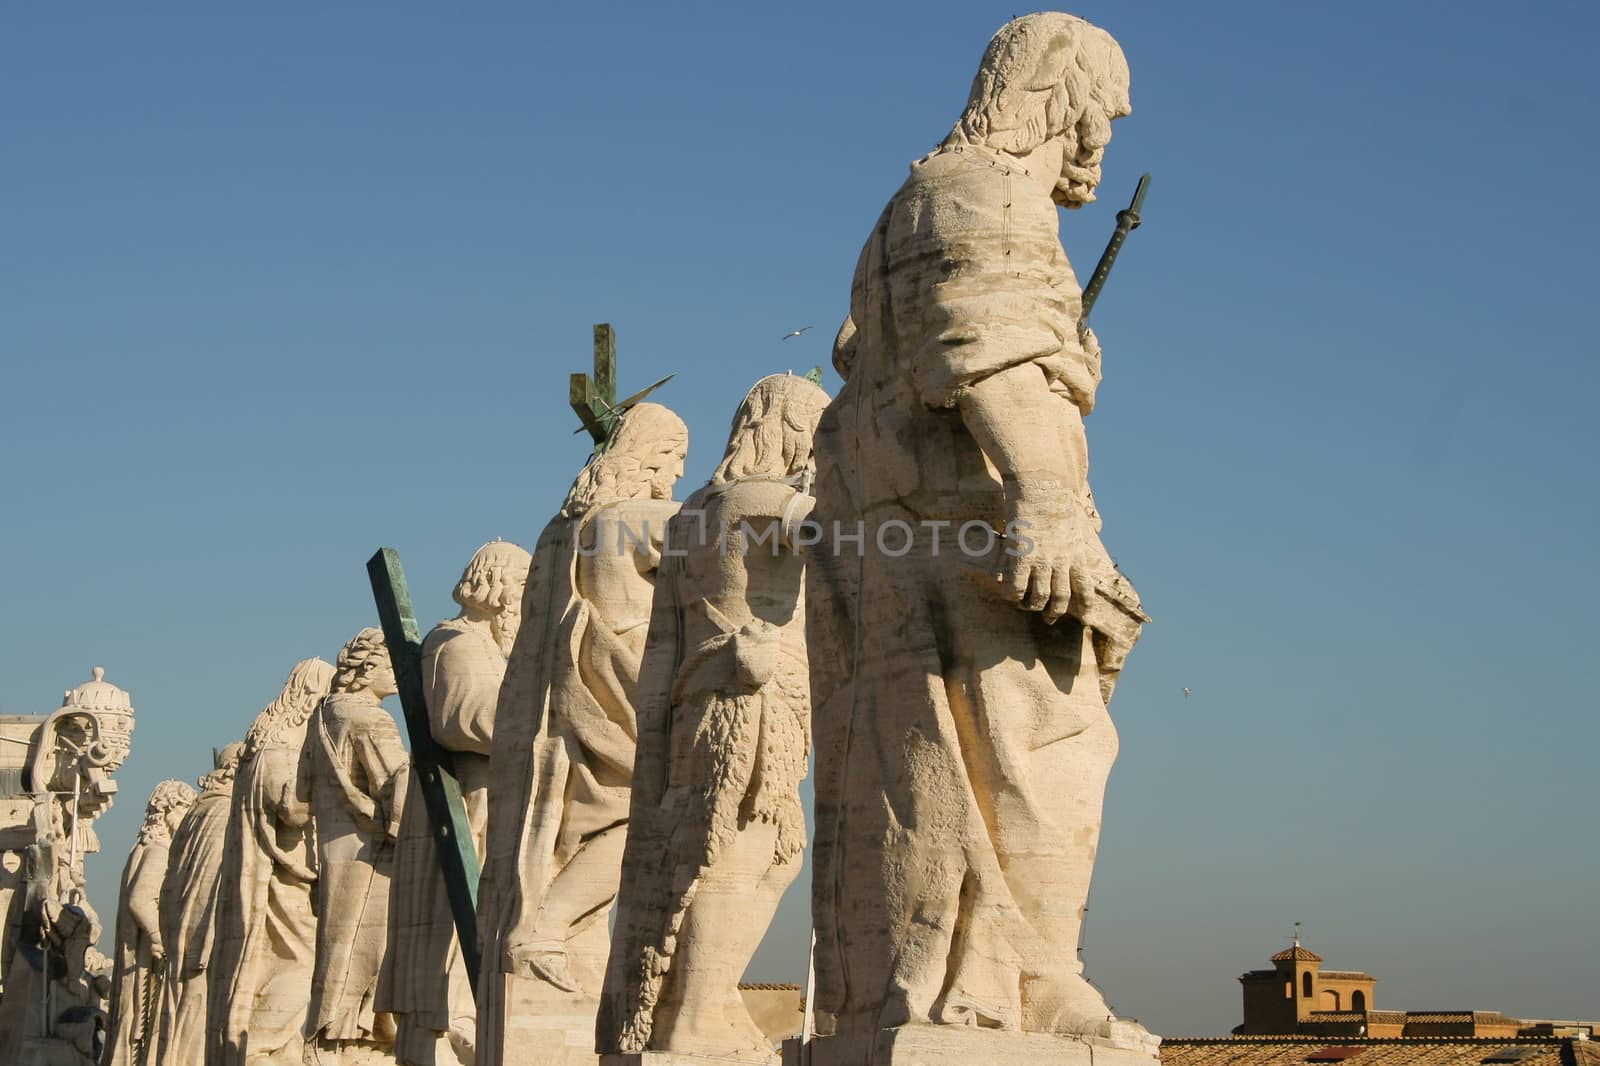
958;361;1094;625
125;846;166;957
352;716;410;839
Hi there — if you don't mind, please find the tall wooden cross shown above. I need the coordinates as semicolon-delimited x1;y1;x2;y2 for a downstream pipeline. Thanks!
366;549;483;998
571;323;619;446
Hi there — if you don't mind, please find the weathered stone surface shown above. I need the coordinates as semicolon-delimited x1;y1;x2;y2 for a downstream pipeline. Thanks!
104;779;195;1066
477;402;688;1066
798;1026;1162;1066
208;657;334;1066
304;627;407;1062
599;375;827;1065
378;540;531;1066
152;744;243;1066
804;12;1156;1060
0;668;133;1065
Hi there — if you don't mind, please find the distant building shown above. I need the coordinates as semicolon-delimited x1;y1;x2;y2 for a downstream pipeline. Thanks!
1232;940;1595;1040
1238;941;1378;1033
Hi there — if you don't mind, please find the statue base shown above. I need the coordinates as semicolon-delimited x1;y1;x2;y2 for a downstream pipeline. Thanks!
497;973;603;1066
603;1052;779;1066
784;1026;1161;1066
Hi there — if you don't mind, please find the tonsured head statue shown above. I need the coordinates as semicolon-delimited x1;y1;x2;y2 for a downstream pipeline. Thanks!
947;12;1131;206
455;539;534;654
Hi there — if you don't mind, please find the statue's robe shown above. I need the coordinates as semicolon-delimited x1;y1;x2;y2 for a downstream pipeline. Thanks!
378;617;502;1066
305;690;409;1048
104;833;169;1066
806;142;1144;1037
209;739;318;1065
153;777;234;1065
477;496;678;1062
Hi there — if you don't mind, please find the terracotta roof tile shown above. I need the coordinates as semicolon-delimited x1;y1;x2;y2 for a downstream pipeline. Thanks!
1273;946;1325;963
1161;1037;1573;1066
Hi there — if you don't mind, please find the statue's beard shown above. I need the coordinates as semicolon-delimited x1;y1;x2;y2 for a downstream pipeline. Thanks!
1053;156;1103;208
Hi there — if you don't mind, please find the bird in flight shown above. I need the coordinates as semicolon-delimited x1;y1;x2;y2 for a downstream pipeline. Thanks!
781;326;813;340
1183;687;1192;698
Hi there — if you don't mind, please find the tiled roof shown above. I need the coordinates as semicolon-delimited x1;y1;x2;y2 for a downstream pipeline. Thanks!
1273;946;1325;963
1162;1037;1578;1066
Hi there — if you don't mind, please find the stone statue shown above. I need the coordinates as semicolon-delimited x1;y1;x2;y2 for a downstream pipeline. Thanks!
208;657;335;1066
377;540;532;1066
477;401;688;1064
103;779;196;1066
598;375;828;1063
0;667;134;1065
152;743;244;1066
304;626;408;1062
804;13;1157;1063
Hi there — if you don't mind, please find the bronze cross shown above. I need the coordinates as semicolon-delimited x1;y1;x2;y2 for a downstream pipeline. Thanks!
570;323;618;446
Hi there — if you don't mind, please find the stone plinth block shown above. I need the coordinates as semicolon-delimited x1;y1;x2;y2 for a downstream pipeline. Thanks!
603;1053;779;1066
790;1027;1161;1066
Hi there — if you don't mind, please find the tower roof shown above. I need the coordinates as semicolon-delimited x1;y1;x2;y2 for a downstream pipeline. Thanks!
1271;945;1322;963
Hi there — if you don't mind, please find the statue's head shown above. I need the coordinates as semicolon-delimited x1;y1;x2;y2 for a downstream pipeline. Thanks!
333;627;397;700
138;779;197;843
948;12;1131;206
713;374;831;483
198;741;246;793
454;539;534;653
562;402;689;517
244;657;336;753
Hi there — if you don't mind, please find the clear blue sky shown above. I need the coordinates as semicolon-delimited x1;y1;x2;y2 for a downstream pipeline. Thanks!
4;1;1596;1037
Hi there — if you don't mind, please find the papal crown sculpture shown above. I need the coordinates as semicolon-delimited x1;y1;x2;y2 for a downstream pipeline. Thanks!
0;667;138;1066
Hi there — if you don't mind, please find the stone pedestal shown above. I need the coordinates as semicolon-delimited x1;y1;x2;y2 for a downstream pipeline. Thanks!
786;1026;1161;1066
603;1053;779;1066
499;973;604;1066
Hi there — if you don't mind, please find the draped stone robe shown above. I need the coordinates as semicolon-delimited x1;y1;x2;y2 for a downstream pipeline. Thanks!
305;690;410;1047
153;776;235;1064
208;738;319;1065
806;142;1144;1038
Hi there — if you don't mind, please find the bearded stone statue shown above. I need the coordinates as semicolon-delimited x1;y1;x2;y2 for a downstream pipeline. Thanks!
152;742;244;1066
378;540;532;1066
477;402;688;1066
104;778;196;1066
598;374;827;1065
303;627;408;1063
804;13;1157;1064
208;657;335;1066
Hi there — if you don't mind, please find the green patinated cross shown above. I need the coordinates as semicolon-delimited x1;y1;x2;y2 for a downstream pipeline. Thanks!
571;323;618;446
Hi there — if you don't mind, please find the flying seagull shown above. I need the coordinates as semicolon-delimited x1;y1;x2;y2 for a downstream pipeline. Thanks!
781;326;813;340
1183;687;1192;698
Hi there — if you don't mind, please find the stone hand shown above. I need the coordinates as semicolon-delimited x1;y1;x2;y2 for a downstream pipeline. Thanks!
1001;498;1094;626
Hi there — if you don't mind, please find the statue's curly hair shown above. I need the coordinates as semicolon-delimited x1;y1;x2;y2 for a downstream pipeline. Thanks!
333;627;391;694
949;13;1130;160
136;779;197;844
244;658;335;753
453;540;533;615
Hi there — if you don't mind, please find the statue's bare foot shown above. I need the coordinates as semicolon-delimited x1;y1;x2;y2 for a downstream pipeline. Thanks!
515;947;582;993
1021;971;1157;1051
